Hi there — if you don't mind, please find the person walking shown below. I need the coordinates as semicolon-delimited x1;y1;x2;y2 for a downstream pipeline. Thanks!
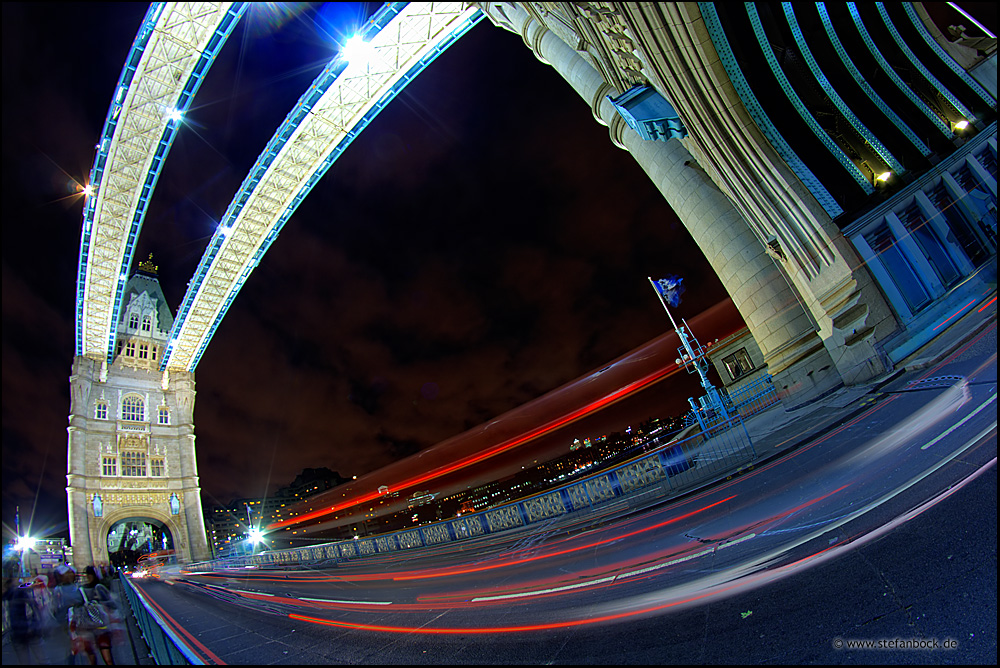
53;565;84;664
3;576;45;664
79;565;119;665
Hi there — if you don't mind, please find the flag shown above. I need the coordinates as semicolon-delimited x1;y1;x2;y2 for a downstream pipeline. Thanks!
653;275;684;307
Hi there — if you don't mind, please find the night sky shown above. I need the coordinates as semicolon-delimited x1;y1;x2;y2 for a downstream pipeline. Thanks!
2;2;744;542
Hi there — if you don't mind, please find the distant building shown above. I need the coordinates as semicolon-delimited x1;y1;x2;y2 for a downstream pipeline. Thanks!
206;467;349;556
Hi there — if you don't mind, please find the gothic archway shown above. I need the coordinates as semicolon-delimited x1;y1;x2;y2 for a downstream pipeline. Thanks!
105;517;174;570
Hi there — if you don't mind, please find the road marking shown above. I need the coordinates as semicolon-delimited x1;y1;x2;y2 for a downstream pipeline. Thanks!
300;597;392;605
921;393;996;450
472;576;616;601
471;534;757;601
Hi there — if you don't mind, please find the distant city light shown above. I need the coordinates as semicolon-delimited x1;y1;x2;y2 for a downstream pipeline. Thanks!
16;535;36;551
342;35;376;65
82;184;94;197
248;527;264;544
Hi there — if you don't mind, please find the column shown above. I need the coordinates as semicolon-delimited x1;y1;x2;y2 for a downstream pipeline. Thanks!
492;4;844;407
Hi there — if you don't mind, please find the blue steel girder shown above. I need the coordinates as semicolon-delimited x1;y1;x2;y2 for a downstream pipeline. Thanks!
76;2;247;362
161;2;483;373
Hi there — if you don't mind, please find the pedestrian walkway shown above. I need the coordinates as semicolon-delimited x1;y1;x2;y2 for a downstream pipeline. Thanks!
2;576;153;665
741;286;997;459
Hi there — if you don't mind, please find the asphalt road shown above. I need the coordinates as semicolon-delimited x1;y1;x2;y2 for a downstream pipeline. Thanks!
127;334;996;664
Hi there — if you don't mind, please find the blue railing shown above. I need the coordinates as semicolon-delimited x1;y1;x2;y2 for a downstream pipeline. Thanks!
204;418;758;570
119;574;203;664
724;374;780;418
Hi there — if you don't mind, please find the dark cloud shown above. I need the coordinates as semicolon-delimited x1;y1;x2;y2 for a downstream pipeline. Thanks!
3;3;741;537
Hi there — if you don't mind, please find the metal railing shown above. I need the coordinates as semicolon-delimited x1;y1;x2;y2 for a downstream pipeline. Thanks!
204;415;759;571
118;574;201;665
724;374;780;418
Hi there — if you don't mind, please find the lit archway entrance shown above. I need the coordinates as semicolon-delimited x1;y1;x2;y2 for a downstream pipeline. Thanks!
106;518;173;570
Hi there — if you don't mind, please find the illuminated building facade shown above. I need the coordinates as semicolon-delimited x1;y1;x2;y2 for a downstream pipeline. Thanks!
67;257;209;568
480;2;996;407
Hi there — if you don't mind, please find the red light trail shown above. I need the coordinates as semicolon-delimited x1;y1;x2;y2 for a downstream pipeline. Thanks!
268;357;685;530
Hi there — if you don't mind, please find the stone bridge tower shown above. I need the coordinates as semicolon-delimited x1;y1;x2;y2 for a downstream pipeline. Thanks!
67;256;209;569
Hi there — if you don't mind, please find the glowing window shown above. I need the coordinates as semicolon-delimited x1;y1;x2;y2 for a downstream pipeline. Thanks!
121;395;145;422
121;451;146;477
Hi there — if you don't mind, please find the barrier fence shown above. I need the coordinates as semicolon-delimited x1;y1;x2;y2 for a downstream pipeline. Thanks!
118;574;203;665
724;374;780;418
203;414;759;571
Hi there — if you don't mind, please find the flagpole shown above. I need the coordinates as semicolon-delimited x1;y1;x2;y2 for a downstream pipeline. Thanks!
648;277;729;421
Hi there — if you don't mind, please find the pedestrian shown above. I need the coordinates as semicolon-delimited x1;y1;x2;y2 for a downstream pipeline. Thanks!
3;576;45;663
30;573;57;636
53;564;84;664
79;564;120;665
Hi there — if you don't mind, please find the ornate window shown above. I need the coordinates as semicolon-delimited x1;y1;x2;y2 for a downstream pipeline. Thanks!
121;395;145;422
128;313;139;330
150;458;165;477
151;345;157;361
121;450;146;477
142;315;152;333
138;343;149;360
102;457;117;476
125;341;135;357
95;401;108;420
158;406;169;425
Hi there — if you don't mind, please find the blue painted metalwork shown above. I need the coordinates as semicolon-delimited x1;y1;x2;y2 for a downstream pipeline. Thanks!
816;3;931;157
875;3;975;122
697;3;844;218
783;3;904;175
902;3;995;110
607;85;687;141
723;374;779;418
163;7;485;371
206;412;760;570
746;3;874;194
846;3;953;138
107;2;249;364
76;3;162;357
120;576;205;664
75;3;248;360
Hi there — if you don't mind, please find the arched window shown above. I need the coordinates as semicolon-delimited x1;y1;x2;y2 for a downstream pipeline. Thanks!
121;395;145;422
158;406;169;425
95;401;108;420
128;313;139;330
142;315;152;333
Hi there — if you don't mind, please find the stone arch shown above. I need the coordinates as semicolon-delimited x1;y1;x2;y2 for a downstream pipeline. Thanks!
91;506;179;569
